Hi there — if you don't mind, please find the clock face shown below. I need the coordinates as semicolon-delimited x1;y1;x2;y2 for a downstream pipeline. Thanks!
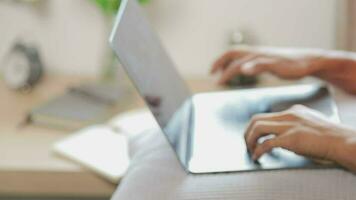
3;52;31;90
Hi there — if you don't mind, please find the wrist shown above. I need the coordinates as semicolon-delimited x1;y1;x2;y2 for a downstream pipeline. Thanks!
310;56;356;94
331;129;356;171
310;56;354;77
307;56;328;74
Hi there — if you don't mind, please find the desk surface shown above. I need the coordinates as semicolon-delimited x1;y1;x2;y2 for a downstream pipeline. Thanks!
0;74;227;198
2;74;354;198
0;75;115;197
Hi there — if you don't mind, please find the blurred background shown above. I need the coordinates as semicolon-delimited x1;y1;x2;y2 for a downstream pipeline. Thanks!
0;0;354;199
0;0;351;78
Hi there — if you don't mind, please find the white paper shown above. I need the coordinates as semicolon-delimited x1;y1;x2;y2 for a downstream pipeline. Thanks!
53;125;129;183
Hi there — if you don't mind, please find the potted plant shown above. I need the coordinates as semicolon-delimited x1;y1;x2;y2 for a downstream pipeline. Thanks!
91;0;149;16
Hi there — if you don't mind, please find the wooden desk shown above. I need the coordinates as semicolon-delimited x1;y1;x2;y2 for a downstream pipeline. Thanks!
0;73;299;198
0;75;118;198
0;74;228;198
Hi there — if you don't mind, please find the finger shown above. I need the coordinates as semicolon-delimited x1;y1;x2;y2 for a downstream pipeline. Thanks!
241;60;269;76
218;55;258;84
211;51;248;74
240;57;275;76
252;136;287;160
245;111;298;142
211;51;239;74
252;126;307;160
217;60;243;84
245;121;296;154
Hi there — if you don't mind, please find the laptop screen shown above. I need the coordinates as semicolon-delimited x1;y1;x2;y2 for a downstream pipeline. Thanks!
110;0;191;131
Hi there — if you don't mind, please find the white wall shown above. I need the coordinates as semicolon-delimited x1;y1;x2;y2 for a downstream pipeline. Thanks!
0;0;108;75
0;0;343;77
145;0;342;77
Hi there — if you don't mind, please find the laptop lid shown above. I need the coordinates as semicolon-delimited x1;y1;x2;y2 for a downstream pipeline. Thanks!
110;0;193;167
110;0;191;126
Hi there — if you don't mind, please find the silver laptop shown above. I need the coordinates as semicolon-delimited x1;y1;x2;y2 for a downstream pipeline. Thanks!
110;0;339;174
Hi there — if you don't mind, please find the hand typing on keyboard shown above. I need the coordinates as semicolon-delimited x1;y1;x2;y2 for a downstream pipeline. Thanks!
244;104;356;172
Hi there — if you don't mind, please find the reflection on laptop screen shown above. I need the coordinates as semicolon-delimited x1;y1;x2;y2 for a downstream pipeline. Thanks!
110;0;191;127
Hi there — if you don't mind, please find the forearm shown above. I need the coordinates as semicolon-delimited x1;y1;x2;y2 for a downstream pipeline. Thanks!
263;47;356;93
263;46;356;94
231;46;356;93
310;56;356;94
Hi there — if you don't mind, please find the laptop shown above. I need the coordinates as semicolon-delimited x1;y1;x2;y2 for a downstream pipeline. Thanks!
110;0;339;174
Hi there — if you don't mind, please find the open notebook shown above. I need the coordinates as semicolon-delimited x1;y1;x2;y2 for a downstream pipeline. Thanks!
52;109;158;183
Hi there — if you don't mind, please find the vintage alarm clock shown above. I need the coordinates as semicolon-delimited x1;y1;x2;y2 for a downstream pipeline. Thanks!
2;42;43;90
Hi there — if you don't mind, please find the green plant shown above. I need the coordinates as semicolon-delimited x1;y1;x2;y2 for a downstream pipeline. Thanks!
91;0;149;16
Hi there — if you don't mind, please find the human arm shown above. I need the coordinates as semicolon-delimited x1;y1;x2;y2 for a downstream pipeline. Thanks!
211;46;356;94
244;104;356;172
